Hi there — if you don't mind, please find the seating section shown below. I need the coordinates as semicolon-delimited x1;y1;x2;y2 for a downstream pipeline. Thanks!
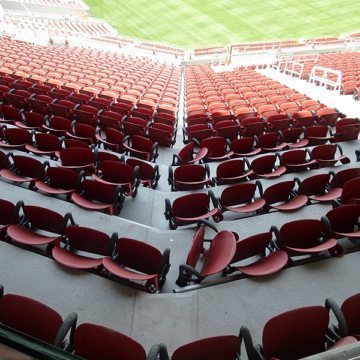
0;18;360;359
290;52;360;95
3;283;360;359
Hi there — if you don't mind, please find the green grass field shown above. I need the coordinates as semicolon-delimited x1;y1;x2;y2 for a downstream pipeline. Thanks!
84;0;359;47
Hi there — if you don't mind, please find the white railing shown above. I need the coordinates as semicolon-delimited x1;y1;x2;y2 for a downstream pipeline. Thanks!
308;66;342;93
283;61;304;78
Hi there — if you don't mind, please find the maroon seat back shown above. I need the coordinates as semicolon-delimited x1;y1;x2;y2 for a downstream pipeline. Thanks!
0;293;63;344
262;180;295;204
100;161;133;183
186;226;205;269
13;155;44;178
172;335;241;360
172;193;209;219
115;238;162;275
24;205;65;234
326;204;360;234
262;306;329;359
221;183;256;207
251;154;277;175
341;293;360;337
74;323;146;360
231;232;272;263
279;219;325;248
65;226;112;256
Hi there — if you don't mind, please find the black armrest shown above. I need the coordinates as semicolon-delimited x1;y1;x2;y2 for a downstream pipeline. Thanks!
176;264;202;287
147;343;169;360
54;312;77;351
164;198;172;220
197;219;218;233
168;166;173;186
325;297;348;337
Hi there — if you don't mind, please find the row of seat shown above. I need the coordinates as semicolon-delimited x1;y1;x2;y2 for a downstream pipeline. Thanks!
3;283;360;360
0;37;181;119
184;66;337;127
169;152;357;191
0;75;180;122
175;201;360;287
177;136;351;166
0;150;145;215
164;169;360;229
184;110;355;144
1;113;166;162
0;86;177;147
0;201;170;293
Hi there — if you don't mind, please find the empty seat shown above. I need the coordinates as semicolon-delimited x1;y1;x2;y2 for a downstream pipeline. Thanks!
200;136;234;162
164;192;222;229
213;159;253;185
226;231;288;277
48;99;76;119
317;107;342;127
262;180;308;211
102;237;170;293
98;110;123;130
172;141;208;166
96;127;125;153
74;323;147;360
229;137;261;157
280;149;318;172
0;199;19;233
0;285;77;349
273;219;341;257
149;333;242;360
311;144;350;167
28;94;52;115
0;154;47;188
239;117;265;137
176;223;236;286
246;154;286;179
325;293;360;339
335;177;360;205
0;105;22;124
0;126;32;150
66;122;97;145
73;104;99;126
322;204;360;239
184;123;213;143
219;181;265;216
52;226;116;270
305;125;333;146
242;306;356;360
213;119;239;140
58;147;96;174
168;164;212;191
332;118;360;142
292;110;317;128
93;160;140;197
257;132;287;152
281;127;309;149
7;204;75;247
124;135;158;162
148;122;176;147
71;178;124;216
296;173;342;203
123;116;150;137
42;116;73;136
14;111;45;131
35;166;81;199
126;158;160;189
25;132;63;159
